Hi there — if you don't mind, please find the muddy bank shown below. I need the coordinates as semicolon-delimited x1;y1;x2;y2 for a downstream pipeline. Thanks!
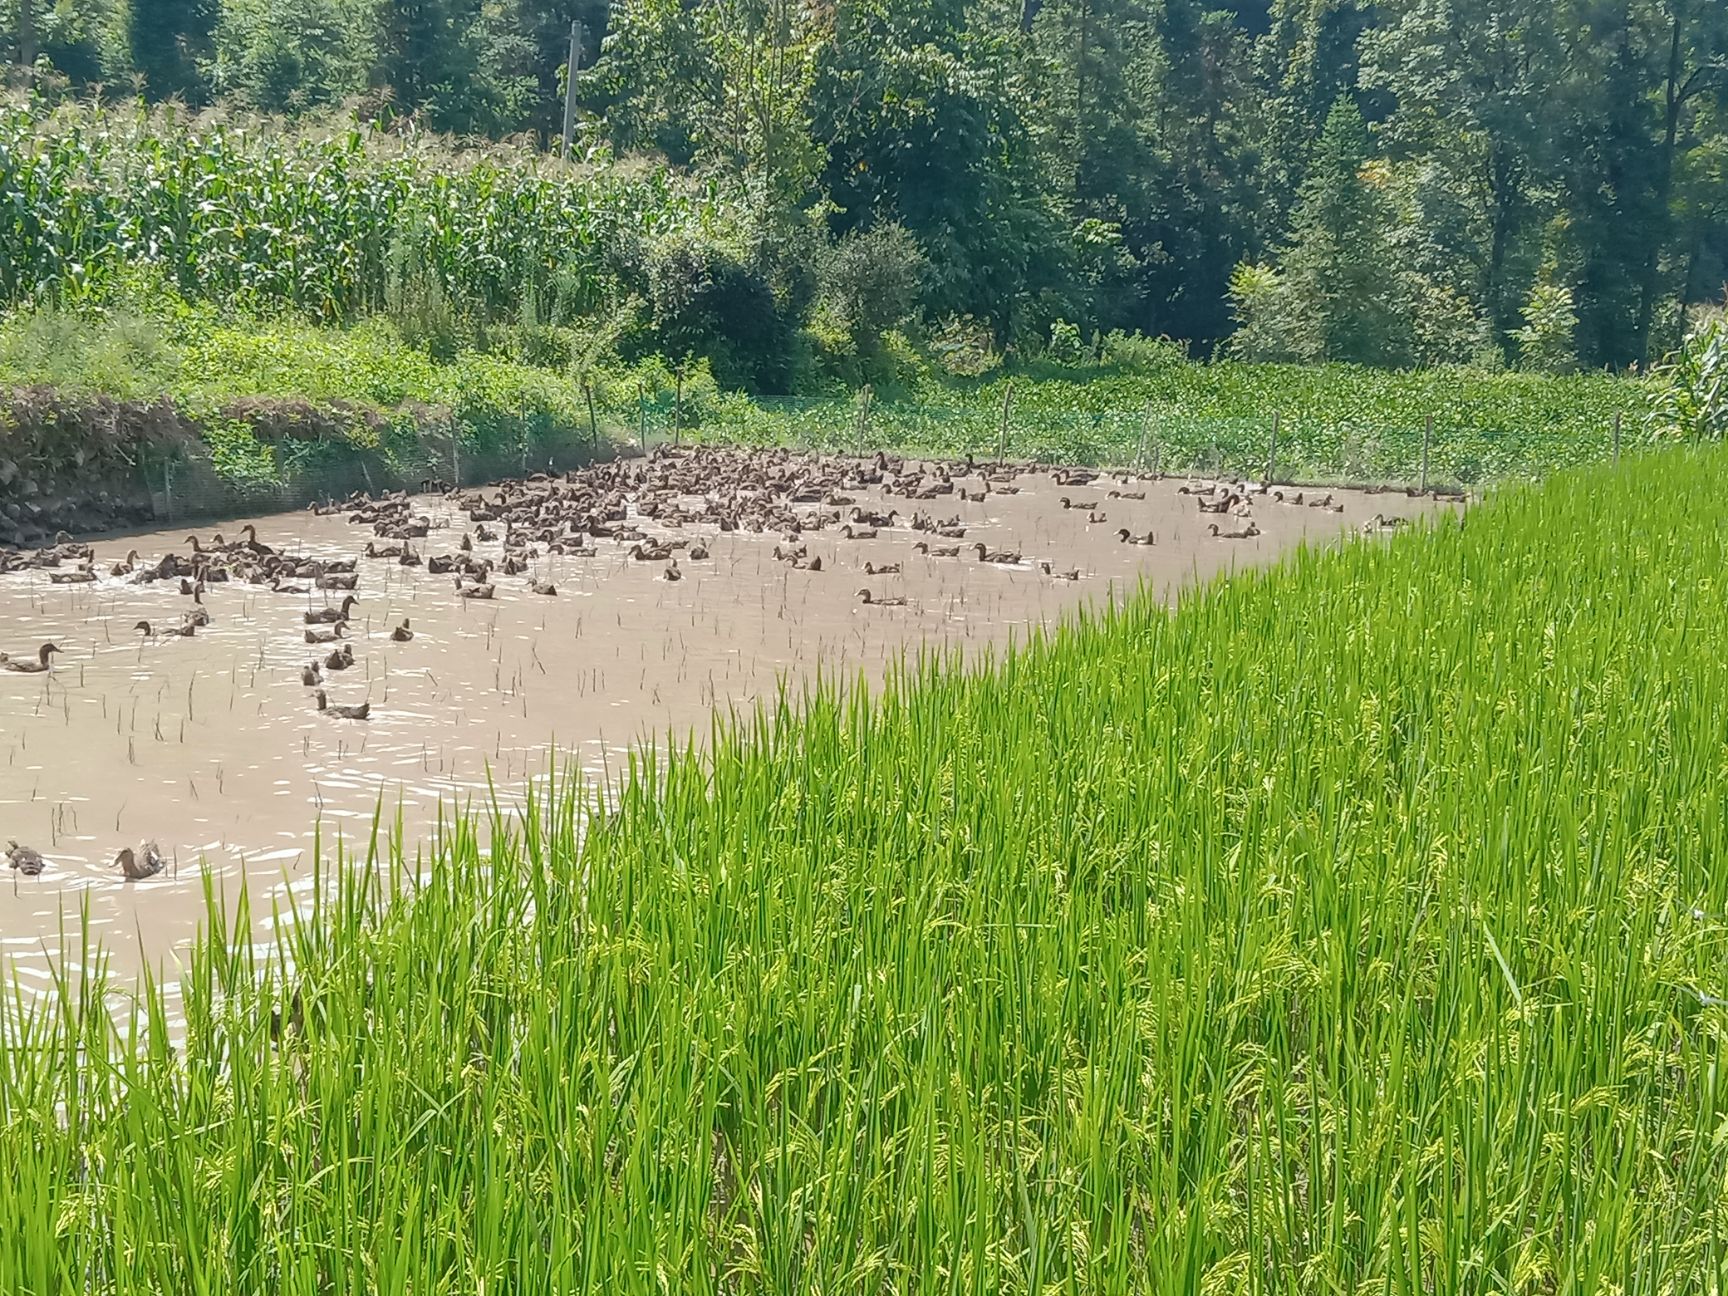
0;453;1455;1001
0;385;604;548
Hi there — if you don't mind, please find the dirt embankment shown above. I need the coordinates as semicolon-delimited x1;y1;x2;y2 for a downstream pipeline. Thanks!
0;387;549;548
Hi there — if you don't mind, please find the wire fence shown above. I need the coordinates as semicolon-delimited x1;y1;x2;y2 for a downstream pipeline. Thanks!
622;393;1631;492
125;391;1632;526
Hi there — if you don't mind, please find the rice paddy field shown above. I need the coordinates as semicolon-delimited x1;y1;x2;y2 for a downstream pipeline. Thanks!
0;441;1721;1292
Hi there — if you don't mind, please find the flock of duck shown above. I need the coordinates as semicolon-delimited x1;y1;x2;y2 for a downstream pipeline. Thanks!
3;446;1434;883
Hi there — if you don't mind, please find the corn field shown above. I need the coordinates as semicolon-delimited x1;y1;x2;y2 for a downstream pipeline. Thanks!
0;103;726;320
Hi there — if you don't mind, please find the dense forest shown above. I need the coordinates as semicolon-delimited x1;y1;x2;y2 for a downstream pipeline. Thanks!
5;0;1727;381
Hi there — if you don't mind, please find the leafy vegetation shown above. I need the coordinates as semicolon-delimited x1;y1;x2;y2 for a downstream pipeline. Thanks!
0;299;1645;492
4;447;1726;1289
8;0;1725;375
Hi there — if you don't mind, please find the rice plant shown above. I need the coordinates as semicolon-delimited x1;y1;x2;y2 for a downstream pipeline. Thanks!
1;444;1722;1291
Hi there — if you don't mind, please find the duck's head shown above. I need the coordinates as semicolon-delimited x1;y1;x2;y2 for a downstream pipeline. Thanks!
1116;529;1130;541
314;689;328;710
133;620;152;635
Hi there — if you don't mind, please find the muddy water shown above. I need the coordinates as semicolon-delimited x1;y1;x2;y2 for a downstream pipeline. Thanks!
0;461;1451;992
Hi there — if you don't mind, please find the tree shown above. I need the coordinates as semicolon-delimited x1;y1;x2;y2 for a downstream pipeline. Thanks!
212;0;381;112
1358;0;1560;345
131;0;216;101
812;0;1069;343
375;0;538;134
1276;97;1410;363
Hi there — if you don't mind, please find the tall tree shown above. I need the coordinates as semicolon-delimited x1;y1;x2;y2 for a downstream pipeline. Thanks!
1359;0;1559;343
1278;95;1409;363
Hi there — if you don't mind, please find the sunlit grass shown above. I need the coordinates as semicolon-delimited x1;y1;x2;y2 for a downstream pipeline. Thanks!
2;446;1725;1292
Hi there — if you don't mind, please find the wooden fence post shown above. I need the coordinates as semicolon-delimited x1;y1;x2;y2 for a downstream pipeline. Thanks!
856;386;873;456
1136;400;1153;473
1420;413;1433;494
674;367;684;448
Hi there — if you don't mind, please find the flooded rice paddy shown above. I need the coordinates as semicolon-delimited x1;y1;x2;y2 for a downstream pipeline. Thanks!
0;450;1452;991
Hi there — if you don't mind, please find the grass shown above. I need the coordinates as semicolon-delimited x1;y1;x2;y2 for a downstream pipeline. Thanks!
2;445;1724;1291
708;362;1644;486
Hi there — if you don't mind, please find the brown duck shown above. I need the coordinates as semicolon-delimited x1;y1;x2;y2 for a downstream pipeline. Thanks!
314;689;371;720
2;643;61;673
136;619;195;639
5;840;45;876
116;842;166;881
305;595;359;625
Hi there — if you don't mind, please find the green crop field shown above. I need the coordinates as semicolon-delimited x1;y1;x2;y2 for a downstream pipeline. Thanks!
3;445;1723;1292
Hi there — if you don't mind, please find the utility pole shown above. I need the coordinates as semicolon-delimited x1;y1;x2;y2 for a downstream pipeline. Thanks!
18;0;35;67
561;21;586;161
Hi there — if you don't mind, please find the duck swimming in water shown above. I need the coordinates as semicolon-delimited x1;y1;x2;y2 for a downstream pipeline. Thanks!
116;841;165;881
305;595;359;625
390;619;414;642
6;840;45;876
314;689;371;720
1;643;61;673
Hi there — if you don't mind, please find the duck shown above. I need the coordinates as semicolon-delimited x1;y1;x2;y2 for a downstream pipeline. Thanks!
109;550;140;577
182;586;212;628
1107;490;1146;501
857;588;907;607
530;579;558;596
272;576;310;595
1115;529;1156;546
304;595;359;625
5;840;45;877
48;566;97;585
305;624;346;645
136;619;195;640
317;571;359;591
842;526;878;541
971;543;1022;564
324;645;355;672
116;841;165;881
792;555;823;572
662;560;683;583
688;542;710;560
301;662;323;686
864;561;902;576
1060;497;1097;510
1040;562;1081;580
628;542;673;563
456;581;496;600
2;643;61;673
1274;490;1306;506
238;524;277;557
1086;511;1108;525
1209;522;1262;540
314;689;371;721
913;542;960;558
390;620;414;643
1361;513;1405;535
